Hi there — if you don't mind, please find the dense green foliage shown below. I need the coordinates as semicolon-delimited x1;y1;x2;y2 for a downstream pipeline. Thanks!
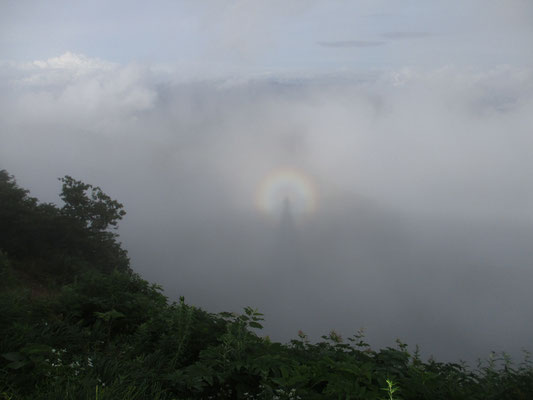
1;170;532;399
0;171;129;285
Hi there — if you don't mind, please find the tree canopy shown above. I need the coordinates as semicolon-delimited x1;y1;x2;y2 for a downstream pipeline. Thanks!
59;176;126;232
0;170;129;281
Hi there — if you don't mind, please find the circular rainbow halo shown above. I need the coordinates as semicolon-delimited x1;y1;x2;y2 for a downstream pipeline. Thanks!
255;167;318;218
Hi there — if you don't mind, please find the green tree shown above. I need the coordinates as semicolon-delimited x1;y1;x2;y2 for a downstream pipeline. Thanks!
59;176;126;233
0;170;40;258
58;176;130;273
0;170;130;280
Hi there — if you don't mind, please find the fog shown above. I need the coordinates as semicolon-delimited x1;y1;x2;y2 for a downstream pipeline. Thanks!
2;0;533;366
2;53;532;363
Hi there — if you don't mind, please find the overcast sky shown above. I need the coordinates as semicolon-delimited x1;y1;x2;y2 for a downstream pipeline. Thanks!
1;0;533;363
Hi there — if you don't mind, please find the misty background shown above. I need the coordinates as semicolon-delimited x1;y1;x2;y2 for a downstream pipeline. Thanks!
1;0;533;363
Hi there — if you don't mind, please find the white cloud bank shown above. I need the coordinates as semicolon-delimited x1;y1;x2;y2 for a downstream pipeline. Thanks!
2;53;533;220
1;53;156;129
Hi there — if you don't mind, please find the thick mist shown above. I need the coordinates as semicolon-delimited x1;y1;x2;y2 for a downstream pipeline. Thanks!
1;56;532;362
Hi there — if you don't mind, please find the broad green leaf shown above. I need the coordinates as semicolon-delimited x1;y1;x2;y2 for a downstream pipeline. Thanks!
22;344;52;355
2;352;25;362
7;360;28;370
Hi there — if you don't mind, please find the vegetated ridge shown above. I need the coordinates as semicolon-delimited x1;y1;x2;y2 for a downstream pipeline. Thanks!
0;169;531;399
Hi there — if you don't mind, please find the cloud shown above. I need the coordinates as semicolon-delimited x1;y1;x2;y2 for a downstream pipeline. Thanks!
1;52;157;125
317;40;386;48
29;51;114;71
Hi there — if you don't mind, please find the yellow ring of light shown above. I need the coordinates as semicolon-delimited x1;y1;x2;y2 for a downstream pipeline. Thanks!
255;167;318;217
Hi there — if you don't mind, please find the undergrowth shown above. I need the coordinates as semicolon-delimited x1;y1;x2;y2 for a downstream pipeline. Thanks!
1;169;532;399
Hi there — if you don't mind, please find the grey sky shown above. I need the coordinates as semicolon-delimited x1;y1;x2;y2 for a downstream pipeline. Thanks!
317;41;386;48
1;1;533;363
1;0;532;70
381;32;433;39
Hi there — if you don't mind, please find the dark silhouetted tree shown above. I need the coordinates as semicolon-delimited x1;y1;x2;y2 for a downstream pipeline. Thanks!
0;170;129;281
59;176;126;233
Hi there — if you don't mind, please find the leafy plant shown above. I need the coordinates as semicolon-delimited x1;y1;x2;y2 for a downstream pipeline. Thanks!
382;379;400;400
2;169;533;399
